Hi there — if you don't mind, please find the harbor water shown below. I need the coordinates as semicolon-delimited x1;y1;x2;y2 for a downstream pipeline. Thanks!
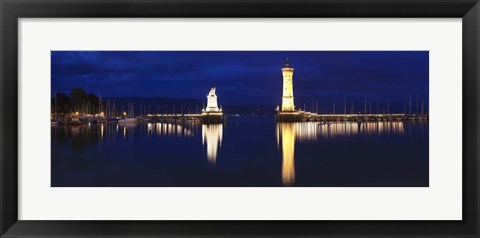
51;116;428;187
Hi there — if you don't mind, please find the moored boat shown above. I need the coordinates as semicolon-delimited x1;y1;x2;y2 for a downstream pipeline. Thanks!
69;117;84;126
118;117;138;124
51;118;59;126
106;117;119;124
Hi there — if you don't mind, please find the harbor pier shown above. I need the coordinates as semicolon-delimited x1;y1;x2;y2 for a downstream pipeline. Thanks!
275;58;428;122
277;111;427;122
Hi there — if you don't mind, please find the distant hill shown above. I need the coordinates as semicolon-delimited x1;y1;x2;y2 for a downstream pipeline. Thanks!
101;97;275;115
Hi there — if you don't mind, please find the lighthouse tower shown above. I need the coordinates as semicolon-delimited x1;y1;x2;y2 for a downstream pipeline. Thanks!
281;59;295;112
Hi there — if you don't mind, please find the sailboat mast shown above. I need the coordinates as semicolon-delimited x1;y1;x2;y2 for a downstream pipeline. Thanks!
99;92;102;114
311;98;313;113
416;92;419;115
364;96;366;115
55;91;58;119
387;101;390;115
113;99;116;117
409;95;412;115
421;98;424;115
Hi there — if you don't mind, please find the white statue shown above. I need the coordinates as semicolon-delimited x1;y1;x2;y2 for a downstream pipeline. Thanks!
206;87;220;112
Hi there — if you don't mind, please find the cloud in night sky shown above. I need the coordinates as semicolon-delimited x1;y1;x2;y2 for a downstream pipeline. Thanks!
51;51;428;112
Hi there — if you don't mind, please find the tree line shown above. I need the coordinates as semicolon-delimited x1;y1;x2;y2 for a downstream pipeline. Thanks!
52;88;100;114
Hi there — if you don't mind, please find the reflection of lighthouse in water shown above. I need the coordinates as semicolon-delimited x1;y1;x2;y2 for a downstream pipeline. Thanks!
202;124;223;165
277;123;296;186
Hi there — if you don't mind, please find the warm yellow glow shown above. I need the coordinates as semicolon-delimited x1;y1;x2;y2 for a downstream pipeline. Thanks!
205;87;220;112
278;123;295;186
123;112;127;116
70;126;80;136
149;123;194;137
278;121;405;141
202;124;223;165
281;66;295;112
177;125;182;137
75;111;79;115
276;121;406;186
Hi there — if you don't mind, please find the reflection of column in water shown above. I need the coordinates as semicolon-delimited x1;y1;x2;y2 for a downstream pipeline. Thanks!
152;122;194;137
394;122;405;134
278;123;295;186
275;121;409;185
295;122;317;142
147;123;152;134
70;126;80;137
345;122;358;136
276;124;280;149
202;124;223;165
305;121;408;139
356;122;406;135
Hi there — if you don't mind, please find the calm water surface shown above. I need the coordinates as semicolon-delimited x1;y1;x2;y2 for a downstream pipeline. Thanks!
51;116;428;187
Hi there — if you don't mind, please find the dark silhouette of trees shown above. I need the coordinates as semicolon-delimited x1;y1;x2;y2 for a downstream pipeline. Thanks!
52;92;71;113
70;88;88;111
51;88;103;114
87;93;100;114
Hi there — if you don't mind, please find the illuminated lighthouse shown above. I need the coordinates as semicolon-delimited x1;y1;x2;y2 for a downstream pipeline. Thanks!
277;58;302;122
281;58;295;112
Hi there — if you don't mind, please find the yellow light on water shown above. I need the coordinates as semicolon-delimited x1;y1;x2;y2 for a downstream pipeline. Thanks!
278;123;295;186
202;124;223;165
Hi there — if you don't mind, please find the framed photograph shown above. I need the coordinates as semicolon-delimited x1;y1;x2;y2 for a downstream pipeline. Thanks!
1;0;478;237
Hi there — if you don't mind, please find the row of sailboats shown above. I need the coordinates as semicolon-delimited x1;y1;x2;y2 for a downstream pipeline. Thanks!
118;102;138;124
51;91;140;126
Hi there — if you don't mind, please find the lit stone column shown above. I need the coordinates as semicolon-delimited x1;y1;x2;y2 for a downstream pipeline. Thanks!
281;59;295;112
206;87;219;112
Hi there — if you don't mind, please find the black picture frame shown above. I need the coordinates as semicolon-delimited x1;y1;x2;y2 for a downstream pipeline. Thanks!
1;0;479;237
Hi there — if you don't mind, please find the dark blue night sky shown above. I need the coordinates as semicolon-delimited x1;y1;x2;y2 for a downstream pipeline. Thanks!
51;51;429;113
